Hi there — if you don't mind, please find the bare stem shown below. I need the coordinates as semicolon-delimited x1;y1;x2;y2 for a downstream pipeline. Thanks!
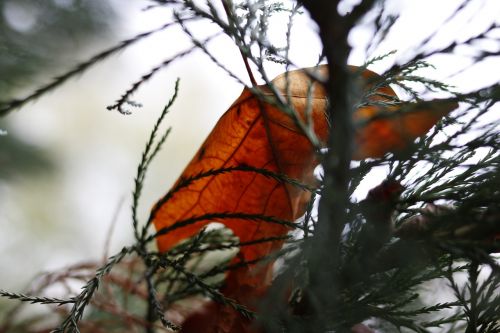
220;0;258;86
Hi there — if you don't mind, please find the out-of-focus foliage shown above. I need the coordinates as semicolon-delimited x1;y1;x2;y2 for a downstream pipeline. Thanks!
0;129;54;178
0;0;118;177
0;0;116;97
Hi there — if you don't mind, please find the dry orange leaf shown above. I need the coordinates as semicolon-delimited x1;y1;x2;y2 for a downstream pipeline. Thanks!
151;65;457;332
354;98;457;159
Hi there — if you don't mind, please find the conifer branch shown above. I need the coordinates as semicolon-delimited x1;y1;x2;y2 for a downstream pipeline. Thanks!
0;18;195;116
0;290;75;306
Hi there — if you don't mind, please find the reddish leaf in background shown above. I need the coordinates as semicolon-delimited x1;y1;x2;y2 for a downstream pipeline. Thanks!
151;65;458;332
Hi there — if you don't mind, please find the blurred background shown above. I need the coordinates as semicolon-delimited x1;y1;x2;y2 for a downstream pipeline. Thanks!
0;0;253;292
0;0;498;311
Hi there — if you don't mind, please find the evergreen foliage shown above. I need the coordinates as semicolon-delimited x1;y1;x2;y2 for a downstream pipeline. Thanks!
0;1;498;332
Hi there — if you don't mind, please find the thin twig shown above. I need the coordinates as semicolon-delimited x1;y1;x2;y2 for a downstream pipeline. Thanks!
220;0;257;86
